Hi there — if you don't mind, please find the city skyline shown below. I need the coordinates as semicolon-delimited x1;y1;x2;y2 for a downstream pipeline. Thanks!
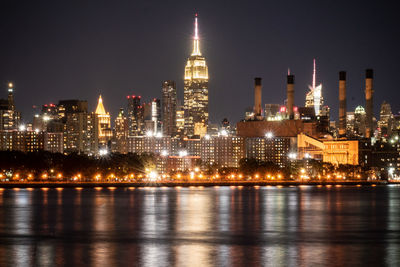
0;1;399;124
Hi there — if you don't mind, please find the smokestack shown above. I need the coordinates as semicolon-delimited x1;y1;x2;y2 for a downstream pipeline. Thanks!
287;74;295;119
254;77;262;119
339;71;347;137
365;69;373;138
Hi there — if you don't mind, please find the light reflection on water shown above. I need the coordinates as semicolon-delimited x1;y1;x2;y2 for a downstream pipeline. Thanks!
0;186;399;266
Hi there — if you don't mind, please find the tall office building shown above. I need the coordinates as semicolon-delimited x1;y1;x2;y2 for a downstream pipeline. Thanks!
184;14;209;137
64;112;98;154
113;108;128;153
143;98;161;134
378;101;393;137
162;80;177;137
176;105;185;138
127;95;143;136
57;100;88;120
305;59;324;116
95;95;112;146
0;83;20;130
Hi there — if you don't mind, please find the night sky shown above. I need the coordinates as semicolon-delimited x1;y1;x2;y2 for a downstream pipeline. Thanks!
0;0;398;125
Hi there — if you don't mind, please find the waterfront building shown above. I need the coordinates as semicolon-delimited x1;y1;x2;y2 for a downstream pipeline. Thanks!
372;140;400;176
245;136;294;168
186;138;201;157
43;132;64;153
127;136;171;155
166;155;200;173
297;133;371;167
162;80;177;137
184;14;209;137
0;130;63;153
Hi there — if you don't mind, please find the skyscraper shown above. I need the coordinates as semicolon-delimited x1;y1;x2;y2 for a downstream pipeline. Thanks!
143;98;161;134
0;83;20;130
378;101;393;137
113;108;128;153
162;80;177;137
95;95;112;146
184;14;209;137
305;59;324;116
127;95;143;136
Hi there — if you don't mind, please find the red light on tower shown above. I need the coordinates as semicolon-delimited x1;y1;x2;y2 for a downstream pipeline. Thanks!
280;106;286;113
127;95;130;99
293;106;298;112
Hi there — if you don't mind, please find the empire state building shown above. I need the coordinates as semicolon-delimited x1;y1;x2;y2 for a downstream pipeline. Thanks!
184;14;209;137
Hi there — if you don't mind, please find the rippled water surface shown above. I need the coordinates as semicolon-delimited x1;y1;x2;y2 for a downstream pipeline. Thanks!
1;185;400;266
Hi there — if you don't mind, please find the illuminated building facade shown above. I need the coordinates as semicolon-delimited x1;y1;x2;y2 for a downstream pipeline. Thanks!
176;105;185;137
127;136;171;155
305;59;324;116
297;133;371;167
143;98;161;134
0;83;21;131
184;14;209;137
57;100;88;120
127;95;143;136
95;95;112;146
245;137;294;168
347;106;367;138
64;112;99;155
378;101;393;138
0;130;63;153
162;80;177;137
113;108;128;153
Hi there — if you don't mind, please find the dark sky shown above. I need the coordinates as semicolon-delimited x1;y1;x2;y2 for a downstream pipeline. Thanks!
0;0;398;125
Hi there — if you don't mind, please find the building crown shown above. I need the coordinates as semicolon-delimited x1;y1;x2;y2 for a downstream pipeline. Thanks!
95;95;107;115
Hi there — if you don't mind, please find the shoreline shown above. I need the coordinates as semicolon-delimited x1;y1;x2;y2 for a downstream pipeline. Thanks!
0;180;395;188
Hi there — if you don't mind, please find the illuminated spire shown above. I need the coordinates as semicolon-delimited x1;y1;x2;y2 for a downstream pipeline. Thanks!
191;14;201;56
95;95;106;114
312;58;316;89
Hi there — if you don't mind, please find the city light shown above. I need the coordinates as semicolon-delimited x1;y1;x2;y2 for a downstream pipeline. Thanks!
149;171;158;182
179;150;188;157
19;124;26;131
265;132;273;139
99;148;108;156
219;129;228;136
